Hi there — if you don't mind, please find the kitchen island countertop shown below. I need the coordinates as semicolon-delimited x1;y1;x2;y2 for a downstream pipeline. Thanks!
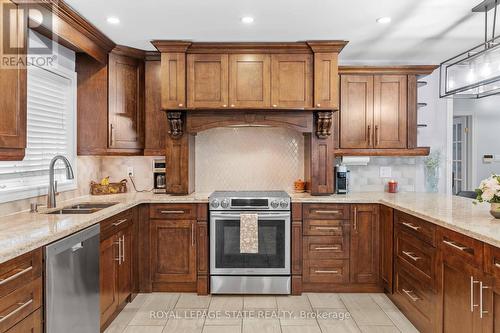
0;191;498;264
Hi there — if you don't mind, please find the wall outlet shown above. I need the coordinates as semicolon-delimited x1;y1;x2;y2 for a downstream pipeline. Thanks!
127;167;134;177
379;166;392;178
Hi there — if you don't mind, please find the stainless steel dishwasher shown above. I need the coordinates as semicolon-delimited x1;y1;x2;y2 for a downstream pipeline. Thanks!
45;224;100;333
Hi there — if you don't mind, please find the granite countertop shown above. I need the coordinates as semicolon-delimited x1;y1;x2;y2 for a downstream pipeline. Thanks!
0;191;499;264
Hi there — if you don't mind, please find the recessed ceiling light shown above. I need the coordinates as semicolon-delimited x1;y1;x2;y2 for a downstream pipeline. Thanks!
107;16;120;24
376;16;391;24
241;16;254;24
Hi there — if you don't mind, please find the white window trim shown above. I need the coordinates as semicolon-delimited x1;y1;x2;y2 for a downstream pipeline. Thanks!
0;64;77;204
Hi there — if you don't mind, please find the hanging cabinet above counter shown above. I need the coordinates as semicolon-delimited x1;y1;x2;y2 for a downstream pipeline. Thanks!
151;40;347;111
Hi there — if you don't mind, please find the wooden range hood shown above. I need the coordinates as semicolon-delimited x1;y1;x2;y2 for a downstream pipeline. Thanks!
152;40;348;196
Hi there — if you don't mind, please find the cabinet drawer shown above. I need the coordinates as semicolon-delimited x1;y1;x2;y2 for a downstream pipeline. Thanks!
0;249;42;299
150;204;197;220
0;277;42;332
395;211;436;246
303;259;349;284
303;219;347;236
485;244;500;279
303;204;350;220
439;227;483;269
303;236;349;259
393;265;434;333
395;230;436;287
5;309;41;333
100;210;132;239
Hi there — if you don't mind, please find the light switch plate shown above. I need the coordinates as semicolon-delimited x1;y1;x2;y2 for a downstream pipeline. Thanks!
380;166;392;178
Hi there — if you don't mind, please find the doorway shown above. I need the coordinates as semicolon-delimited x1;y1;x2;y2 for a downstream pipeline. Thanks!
452;116;472;195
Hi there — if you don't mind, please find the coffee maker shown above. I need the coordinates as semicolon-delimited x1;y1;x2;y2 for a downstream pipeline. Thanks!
153;159;166;193
335;165;350;194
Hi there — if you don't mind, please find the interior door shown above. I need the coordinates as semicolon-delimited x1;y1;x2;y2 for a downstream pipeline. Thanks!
340;75;374;148
350;204;380;284
452;116;469;195
187;54;229;108
373;75;407;148
271;54;313;108
229;54;270;108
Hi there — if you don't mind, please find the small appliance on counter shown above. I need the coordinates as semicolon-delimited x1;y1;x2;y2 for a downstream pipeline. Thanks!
153;158;166;193
335;165;350;194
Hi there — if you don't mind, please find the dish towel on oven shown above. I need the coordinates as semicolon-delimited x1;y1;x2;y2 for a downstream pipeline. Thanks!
240;213;259;253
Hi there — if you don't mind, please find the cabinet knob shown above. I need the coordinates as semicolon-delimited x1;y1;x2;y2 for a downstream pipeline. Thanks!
316;103;321;107
230;104;235;108
272;104;277;108
178;103;183;107
222;104;227;108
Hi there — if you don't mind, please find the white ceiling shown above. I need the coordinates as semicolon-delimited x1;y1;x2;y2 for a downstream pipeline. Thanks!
65;0;490;65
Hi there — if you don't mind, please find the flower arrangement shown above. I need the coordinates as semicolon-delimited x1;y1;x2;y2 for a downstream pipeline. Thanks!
475;174;500;219
423;150;441;192
475;174;500;203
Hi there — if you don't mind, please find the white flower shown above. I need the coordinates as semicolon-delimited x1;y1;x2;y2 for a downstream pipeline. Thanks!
482;189;496;201
485;177;500;192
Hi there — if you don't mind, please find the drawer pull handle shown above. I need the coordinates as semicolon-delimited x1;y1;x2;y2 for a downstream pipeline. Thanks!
314;227;340;231
0;266;33;286
0;299;33;323
402;289;419;302
112;219;128;226
402;251;421;262
314;246;340;251
114;238;122;264
480;281;490;318
443;240;469;252
471;276;480;312
401;222;420;231
315;210;341;214
495;262;500;269
315;270;339;274
160;210;185;214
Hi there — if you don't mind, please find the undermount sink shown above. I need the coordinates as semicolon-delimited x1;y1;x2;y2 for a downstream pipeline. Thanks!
47;202;118;215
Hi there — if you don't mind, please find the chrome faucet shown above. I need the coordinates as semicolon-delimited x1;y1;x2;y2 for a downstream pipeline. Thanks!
47;155;74;208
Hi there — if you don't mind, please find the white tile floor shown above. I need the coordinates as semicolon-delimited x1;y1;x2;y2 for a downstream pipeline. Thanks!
105;293;419;333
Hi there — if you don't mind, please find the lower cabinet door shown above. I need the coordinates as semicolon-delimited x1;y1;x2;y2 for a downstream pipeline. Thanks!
100;235;119;327
118;226;133;304
350;204;380;284
151;220;197;283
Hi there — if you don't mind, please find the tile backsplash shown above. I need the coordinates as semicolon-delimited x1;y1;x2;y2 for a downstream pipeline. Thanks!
195;127;304;192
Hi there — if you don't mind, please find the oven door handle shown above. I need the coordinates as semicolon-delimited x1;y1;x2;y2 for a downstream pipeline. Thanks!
210;213;290;219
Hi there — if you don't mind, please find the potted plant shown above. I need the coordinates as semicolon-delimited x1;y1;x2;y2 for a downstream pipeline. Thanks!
475;174;500;218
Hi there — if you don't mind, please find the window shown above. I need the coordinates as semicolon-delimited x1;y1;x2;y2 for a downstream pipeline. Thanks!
0;64;77;203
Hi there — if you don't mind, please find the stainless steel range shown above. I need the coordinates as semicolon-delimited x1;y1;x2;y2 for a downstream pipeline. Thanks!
209;191;291;294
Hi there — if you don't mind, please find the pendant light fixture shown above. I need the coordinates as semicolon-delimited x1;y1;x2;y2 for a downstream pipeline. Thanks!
440;0;500;98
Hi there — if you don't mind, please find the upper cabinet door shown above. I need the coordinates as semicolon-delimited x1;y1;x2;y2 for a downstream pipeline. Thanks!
340;75;374;149
313;53;339;109
0;0;26;160
160;53;186;109
108;52;144;150
229;54;270;108
187;54;229;108
271;54;313;108
373;75;407;149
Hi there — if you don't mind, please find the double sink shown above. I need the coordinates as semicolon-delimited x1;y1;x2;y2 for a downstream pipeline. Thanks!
47;202;118;214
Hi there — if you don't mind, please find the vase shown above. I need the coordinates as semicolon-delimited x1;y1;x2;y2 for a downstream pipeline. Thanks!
424;166;439;193
491;203;500;219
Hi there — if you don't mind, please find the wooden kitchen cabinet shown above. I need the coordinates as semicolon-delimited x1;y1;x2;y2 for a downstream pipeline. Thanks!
373;75;407;148
271;54;313;108
229;54;271;108
100;211;134;329
482;245;500;333
313;53;339;109
144;60;167;156
0;0;27;161
160;53;186;109
350;204;380;285
340;75;374;148
108;50;145;152
187;54;229;108
150;219;197;287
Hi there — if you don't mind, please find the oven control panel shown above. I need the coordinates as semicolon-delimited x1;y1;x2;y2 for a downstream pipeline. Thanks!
209;191;290;211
